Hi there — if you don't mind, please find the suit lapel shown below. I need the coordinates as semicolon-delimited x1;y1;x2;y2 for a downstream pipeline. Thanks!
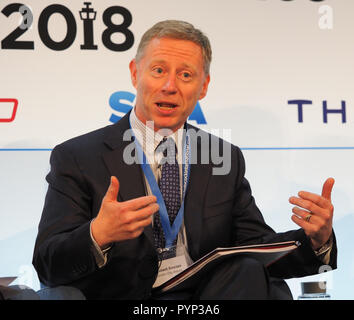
101;113;154;245
184;125;212;260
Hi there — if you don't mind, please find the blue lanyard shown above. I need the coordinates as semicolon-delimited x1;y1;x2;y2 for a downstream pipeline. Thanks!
129;123;191;248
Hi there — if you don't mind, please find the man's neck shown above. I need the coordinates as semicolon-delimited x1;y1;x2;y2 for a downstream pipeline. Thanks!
130;108;184;162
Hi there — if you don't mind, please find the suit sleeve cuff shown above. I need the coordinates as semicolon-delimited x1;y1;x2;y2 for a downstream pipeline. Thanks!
89;219;112;268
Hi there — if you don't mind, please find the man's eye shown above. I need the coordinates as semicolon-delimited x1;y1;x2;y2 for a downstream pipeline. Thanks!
180;72;192;80
153;67;163;74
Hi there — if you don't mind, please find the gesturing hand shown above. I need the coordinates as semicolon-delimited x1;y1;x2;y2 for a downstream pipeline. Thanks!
289;177;335;250
91;176;159;248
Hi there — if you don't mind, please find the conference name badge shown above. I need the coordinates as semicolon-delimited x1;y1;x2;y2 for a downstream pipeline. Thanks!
153;251;188;288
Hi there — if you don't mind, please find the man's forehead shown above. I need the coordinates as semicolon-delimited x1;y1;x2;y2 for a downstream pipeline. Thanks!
142;37;203;62
149;36;200;47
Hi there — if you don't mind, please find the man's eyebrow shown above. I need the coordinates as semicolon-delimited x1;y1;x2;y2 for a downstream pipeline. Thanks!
149;60;195;69
149;59;167;65
180;62;194;70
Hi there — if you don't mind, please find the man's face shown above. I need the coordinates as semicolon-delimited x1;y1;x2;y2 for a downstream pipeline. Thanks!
129;37;210;132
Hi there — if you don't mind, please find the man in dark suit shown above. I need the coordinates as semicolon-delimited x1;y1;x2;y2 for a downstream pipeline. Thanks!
32;20;336;300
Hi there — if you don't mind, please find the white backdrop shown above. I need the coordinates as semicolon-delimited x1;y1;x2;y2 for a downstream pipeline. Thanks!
1;0;353;299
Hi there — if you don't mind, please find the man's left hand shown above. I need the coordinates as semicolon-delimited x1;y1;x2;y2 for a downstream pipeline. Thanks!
289;177;335;250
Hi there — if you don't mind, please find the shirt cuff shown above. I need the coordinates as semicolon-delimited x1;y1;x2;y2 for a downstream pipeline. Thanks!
90;219;111;268
314;234;333;265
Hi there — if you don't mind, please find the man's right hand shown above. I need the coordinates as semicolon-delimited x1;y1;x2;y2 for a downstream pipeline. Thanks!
91;176;159;248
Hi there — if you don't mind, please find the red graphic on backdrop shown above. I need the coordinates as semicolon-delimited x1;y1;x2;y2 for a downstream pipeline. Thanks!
0;99;18;122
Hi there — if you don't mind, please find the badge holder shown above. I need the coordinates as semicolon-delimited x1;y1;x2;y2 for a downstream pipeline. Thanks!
153;244;192;288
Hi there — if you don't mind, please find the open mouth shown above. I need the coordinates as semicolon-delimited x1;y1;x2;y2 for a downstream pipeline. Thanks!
156;102;178;109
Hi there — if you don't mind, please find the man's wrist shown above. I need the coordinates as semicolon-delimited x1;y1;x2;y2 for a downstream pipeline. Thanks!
314;233;333;256
90;218;112;249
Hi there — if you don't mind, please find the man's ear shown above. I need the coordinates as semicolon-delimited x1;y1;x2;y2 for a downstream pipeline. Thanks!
129;59;138;89
199;74;210;100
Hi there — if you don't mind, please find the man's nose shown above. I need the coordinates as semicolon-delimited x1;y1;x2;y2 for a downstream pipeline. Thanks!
161;74;177;94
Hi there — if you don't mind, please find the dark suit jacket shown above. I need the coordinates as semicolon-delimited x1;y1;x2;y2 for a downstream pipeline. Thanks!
32;112;337;299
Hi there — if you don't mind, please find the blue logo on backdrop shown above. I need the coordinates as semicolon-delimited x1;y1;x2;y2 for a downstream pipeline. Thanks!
109;91;207;124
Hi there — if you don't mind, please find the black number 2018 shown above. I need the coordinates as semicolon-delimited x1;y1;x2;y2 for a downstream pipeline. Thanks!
1;3;134;51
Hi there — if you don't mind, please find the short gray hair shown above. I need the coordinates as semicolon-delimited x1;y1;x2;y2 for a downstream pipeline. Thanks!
135;20;212;75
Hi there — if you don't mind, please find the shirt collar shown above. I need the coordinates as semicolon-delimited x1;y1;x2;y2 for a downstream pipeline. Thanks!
130;108;184;159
